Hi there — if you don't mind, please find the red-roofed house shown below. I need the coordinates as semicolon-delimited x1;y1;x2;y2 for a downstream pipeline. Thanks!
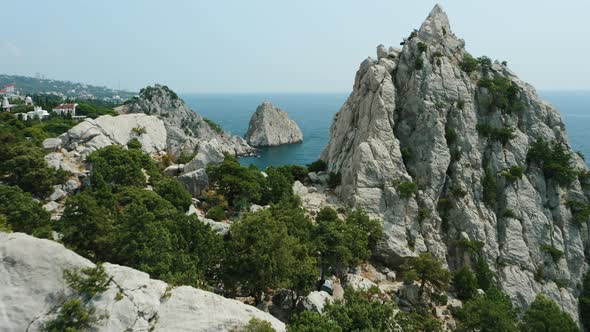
0;84;16;95
52;103;78;116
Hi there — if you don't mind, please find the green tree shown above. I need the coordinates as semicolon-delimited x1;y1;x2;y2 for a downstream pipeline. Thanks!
520;294;578;332
43;298;96;332
527;139;577;187
59;192;114;259
223;209;297;302
0;184;51;237
315;207;381;276
324;287;397;331
207;154;265;208
454;287;519;332
401;253;451;298
233;318;276;332
153;177;192;212
452;266;478;301
288;311;341;332
0;142;61;197
263;166;294;204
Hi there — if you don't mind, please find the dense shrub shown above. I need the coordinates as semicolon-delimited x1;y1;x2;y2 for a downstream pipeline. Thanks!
315;207;382;275
541;244;564;263
87;145;161;189
478;76;523;114
207;154;266;208
454;287;519;332
327;171;341;188
306;159;327;173
394;180;417;198
520;294;578;332
476;124;515;144
276;164;308;182
206;205;226;221
417;42;428;53
482;170;497;208
566;200;590;225
527;139;577;187
0;141;64;197
176;151;197;164
263;166;295;204
446;128;458;144
153;177;193;212
453;267;478;301
234;318;276;332
0;184;51;237
401;253;451;298
59;192;114;259
500;166;524;183
43;298;97;332
288;311;341;332
223;209;299;301
460;54;479;73
414;57;424;70
64;264;110;298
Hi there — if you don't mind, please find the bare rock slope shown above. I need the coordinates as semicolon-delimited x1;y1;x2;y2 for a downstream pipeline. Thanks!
245;101;303;147
117;85;254;156
321;4;589;321
0;232;285;331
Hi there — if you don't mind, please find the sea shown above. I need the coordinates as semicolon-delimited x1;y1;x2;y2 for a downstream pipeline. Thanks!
181;91;590;170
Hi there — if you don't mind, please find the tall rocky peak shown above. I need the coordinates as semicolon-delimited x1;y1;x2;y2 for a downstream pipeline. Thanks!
322;4;589;322
245;101;303;147
118;84;254;156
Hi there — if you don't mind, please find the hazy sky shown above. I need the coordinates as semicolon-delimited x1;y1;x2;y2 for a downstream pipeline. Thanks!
2;0;589;93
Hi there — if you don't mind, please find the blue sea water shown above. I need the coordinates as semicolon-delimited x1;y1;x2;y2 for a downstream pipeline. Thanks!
181;91;590;169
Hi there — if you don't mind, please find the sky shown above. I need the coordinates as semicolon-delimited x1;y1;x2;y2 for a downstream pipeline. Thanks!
2;0;589;93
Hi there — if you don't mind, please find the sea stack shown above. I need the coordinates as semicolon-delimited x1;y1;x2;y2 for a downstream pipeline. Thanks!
321;4;589;320
244;101;303;147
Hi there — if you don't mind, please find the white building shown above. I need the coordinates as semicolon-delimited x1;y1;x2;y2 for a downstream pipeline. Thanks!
25;96;33;105
2;97;12;112
52;103;78;116
21;106;49;121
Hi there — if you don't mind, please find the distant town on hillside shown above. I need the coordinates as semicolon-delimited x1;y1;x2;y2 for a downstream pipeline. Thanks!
0;74;136;102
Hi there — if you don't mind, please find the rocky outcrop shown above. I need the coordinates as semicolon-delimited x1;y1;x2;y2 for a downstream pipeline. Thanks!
321;4;589;322
117;84;254;156
0;232;285;331
45;113;167;160
178;169;209;198
245;101;303;147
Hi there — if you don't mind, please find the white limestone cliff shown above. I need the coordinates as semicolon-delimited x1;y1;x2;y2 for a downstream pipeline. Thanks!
0;232;285;331
320;4;589;322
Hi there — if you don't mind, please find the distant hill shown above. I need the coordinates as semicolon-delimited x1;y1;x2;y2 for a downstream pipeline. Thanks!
0;74;136;101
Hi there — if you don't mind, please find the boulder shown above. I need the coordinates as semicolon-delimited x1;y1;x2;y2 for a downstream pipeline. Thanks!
345;274;377;291
0;232;285;331
42;137;62;151
163;164;184;176
59;114;167;158
183;139;225;173
299;291;333;314
177;169;209;198
244;101;303;147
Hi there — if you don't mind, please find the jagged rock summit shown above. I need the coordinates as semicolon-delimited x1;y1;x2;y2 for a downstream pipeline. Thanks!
117;84;255;156
245;101;303;147
321;4;588;322
0;232;285;331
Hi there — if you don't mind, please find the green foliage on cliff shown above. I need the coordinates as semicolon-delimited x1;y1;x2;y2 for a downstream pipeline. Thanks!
0;184;52;237
520;295;578;332
527;139;577;187
454;287;519;332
